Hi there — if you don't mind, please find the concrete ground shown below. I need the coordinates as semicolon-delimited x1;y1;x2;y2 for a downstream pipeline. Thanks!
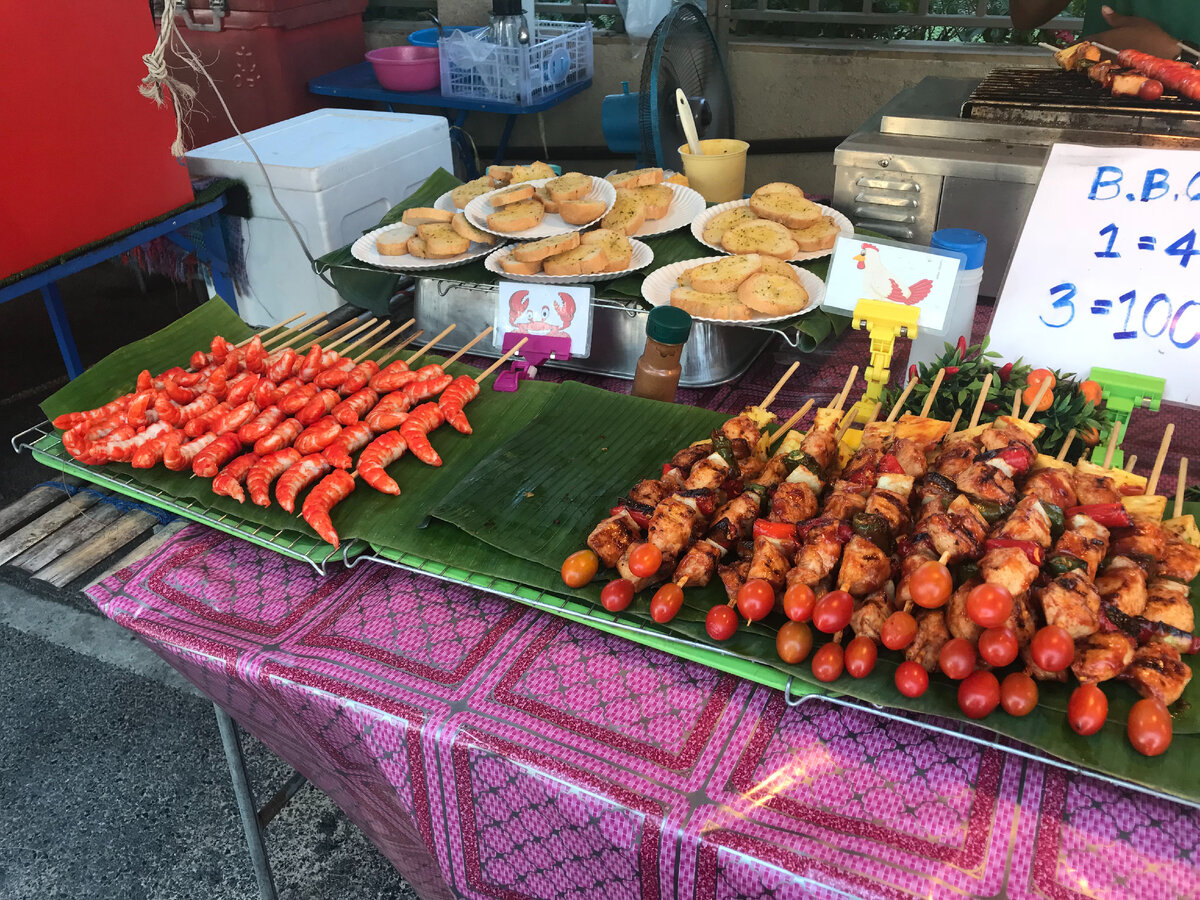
0;264;417;899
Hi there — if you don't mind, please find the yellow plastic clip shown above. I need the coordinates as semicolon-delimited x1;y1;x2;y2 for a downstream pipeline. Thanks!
849;298;920;425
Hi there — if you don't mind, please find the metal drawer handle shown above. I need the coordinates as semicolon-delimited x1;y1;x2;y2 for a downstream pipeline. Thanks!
855;176;919;192
854;191;918;208
853;206;916;224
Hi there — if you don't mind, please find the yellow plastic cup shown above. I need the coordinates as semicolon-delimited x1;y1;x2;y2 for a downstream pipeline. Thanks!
677;139;749;203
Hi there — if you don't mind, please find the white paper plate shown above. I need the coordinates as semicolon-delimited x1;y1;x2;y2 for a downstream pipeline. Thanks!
351;223;502;271
433;188;460;214
465;176;617;240
690;199;853;262
640;255;825;325
630;183;707;239
483;239;654;284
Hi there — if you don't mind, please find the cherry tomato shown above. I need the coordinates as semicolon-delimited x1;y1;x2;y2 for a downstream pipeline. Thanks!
1030;625;1074;673
782;583;816;622
1067;683;1108;736
1000;672;1038;717
1082;426;1100;447
1078;379;1103;406
894;661;929;698
737;579;775;622
938;637;977;680
1127;698;1173;757
880;610;917;651
844;636;878;679
706;605;738;641
957;670;1000;719
561;549;599;588
1022;383;1053;412
776;621;813;665
1026;368;1056;391
977;626;1019;667
812;590;854;634
811;641;844;682
600;578;634;612
650;583;684;624
966;582;1013;629
908;561;953;609
627;542;663;578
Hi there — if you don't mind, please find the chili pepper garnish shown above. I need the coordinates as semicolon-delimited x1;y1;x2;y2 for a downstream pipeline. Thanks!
753;518;798;542
984;537;1045;567
1065;502;1133;529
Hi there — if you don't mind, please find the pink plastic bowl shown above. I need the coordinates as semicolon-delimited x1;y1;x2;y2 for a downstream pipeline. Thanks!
366;46;440;92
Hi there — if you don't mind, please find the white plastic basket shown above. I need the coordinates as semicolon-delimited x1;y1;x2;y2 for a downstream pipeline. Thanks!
438;21;593;107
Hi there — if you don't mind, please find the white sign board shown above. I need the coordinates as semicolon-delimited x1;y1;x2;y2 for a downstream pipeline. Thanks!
991;143;1200;406
822;235;962;332
494;281;594;357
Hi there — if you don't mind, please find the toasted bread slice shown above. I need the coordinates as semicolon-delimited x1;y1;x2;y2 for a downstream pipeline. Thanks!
417;223;470;257
543;244;608;277
486;199;546;233
751;182;805;201
532;185;560;214
749;192;821;229
581;228;633;272
789;216;840;252
606;167;665;190
375;224;416;256
512;231;581;263
406;236;433;259
546;172;593;202
451;212;495;246
669;287;753;320
686;254;763;293
601;190;647;236
759;256;801;283
490;184;536;208
559;198;608;225
701;206;758;247
632;184;673;220
450;176;496;209
488;165;514;185
722;220;800;259
401;207;453;227
510;161;556;183
498;252;542;276
737;272;810;316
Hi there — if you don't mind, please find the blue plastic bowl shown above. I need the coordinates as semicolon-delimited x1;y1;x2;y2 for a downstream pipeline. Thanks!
408;26;484;47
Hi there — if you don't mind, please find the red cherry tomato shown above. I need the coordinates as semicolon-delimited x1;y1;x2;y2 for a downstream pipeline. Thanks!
737;579;776;622
627;542;663;578
782;583;816;622
894;661;929;698
957;670;1000;719
880;610;917;651
811;642;844;682
844;636;878;679
561;549;599;588
1030;625;1074;673
908;561;953;609
776;621;813;665
938;638;977;681
1067;684;1108;736
600;578;634;612
977;626;1019;667
966;582;1013;628
1000;672;1038;717
1127;698;1173;757
813;590;854;634
706;605;738;641
650;583;684;624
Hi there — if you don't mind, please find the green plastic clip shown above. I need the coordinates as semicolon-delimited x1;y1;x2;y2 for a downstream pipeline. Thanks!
1086;367;1165;468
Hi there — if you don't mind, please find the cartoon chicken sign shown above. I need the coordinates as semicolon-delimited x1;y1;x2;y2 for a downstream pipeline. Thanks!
852;243;934;306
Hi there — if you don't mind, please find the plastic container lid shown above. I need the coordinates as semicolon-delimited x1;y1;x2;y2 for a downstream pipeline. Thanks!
931;228;987;270
647;306;692;344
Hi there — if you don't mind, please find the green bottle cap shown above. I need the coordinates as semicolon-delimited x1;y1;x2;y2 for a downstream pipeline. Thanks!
646;306;692;344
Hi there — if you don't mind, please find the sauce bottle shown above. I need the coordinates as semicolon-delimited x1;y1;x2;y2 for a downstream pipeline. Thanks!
632;306;692;402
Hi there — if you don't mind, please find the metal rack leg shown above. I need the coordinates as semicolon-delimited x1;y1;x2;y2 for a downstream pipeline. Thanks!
214;703;279;900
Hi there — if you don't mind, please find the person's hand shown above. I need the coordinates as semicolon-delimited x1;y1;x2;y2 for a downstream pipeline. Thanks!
1095;5;1181;57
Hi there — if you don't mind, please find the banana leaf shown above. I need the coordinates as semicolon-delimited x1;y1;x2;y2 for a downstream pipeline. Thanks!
429;380;1200;803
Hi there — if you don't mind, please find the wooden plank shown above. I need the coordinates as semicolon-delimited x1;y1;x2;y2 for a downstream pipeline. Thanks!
13;502;124;574
0;493;102;567
34;508;159;587
0;476;82;537
82;518;189;589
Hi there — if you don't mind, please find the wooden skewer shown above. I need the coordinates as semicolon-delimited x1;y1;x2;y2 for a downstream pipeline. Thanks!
766;399;815;449
1021;378;1051;423
1102;421;1122;470
441;327;495;368
1037;41;1059;53
760;362;801;411
476;338;529;383
834;408;857;442
338;320;391;357
1092;40;1118;55
947;408;963;433
967;373;993;431
1175;458;1188;519
1145;423;1175;496
382;329;424;362
886;377;917;423
298;316;359;353
861;401;883;430
1180;42;1200;60
1125;455;1138;473
1056;429;1076;462
266;315;327;349
1011;389;1022;419
353;320;416;362
831;366;859;412
937;550;952;566
919;368;946;419
236;312;305;347
405;324;457;364
326;317;381;349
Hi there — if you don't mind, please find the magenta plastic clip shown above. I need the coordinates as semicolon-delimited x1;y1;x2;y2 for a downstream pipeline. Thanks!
493;334;571;392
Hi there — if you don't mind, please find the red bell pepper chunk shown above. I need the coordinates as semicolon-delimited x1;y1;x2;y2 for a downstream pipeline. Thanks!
878;453;904;475
610;505;650;530
753;518;797;542
722;475;744;498
984;538;1045;567
662;463;676;478
1065;503;1132;529
997;445;1032;475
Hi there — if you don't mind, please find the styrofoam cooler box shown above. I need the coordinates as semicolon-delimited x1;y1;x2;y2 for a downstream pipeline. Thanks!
186;109;452;325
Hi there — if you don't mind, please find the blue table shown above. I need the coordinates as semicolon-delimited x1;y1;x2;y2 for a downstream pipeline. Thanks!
0;194;236;380
308;63;592;178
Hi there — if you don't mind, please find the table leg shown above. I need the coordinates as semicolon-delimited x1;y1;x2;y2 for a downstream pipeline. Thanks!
214;703;279;900
495;115;517;165
198;214;238;314
40;282;83;380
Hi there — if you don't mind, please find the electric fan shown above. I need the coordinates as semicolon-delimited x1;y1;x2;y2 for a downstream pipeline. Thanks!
601;3;734;172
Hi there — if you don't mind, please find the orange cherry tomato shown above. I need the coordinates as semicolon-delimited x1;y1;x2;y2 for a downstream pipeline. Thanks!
844;636;878;679
561;550;599;588
908;561;953;609
966;582;1013;628
1000;672;1039;717
782;583;816;622
627;542;663;578
1078;379;1103;406
811;642;844;682
1022;382;1053;412
1067;684;1108;736
1127;698;1173;756
881;610;918;651
776;621;813;665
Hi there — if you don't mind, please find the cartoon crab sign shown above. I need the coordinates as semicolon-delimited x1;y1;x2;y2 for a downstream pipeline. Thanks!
495;281;594;355
507;289;576;337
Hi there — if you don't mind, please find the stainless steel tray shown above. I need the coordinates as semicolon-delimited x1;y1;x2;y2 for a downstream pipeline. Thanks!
414;277;773;388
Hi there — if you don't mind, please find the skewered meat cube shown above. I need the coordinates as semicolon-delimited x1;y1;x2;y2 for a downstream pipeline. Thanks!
840;447;880;485
1143;579;1195;633
1073;470;1121;505
755;454;791;489
837;534;892;596
669;444;711;472
931;440;978;480
1121;643;1192;706
587;512;640;569
787;519;847;588
1095;557;1148;617
823;483;869;521
956;461;1016;507
769;482;818;523
739;456;766;483
1054;515;1111;580
1071;632;1136;683
906;611;950;672
1007;591;1038;648
865;489;910;535
747;536;792;592
800;428;839;470
629;479;672;509
979;545;1040;597
1159;535;1200;583
849;591;891;642
673;539;725;588
916;473;958;519
672;492;762;588
720;413;765;447
1109;520;1168;565
718;560;751;604
994;495;1053;548
889;438;928;479
923;495;989;562
946;578;985;643
685;454;732;491
1022;468;1077;510
1037;573;1101;638
979;420;1035;457
647;496;707;558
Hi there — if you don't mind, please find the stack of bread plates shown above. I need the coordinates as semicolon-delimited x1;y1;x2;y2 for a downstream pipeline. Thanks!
691;187;853;263
351;215;503;271
465;176;617;240
640;254;826;324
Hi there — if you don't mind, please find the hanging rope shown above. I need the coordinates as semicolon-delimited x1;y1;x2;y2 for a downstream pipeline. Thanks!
140;8;200;158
